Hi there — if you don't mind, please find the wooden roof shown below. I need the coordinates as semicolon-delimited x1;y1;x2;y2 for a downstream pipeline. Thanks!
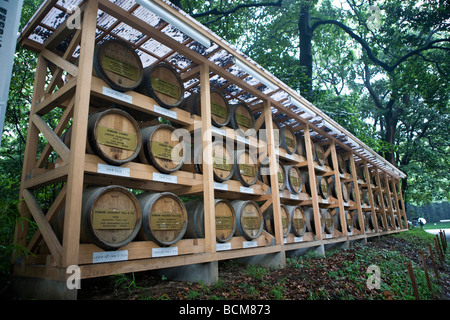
18;0;406;179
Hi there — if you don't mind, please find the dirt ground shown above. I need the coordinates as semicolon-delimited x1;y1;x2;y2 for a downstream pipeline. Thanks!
77;235;450;301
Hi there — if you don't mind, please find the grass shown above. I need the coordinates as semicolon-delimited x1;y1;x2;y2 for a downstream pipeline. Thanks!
423;221;450;230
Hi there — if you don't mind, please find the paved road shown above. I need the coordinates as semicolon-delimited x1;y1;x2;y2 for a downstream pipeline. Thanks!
426;228;450;242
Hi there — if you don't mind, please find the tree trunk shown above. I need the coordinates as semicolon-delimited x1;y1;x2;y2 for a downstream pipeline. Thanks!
298;3;313;100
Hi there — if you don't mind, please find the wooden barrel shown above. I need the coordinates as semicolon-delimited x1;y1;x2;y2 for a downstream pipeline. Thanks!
377;213;386;231
231;200;263;241
361;189;370;206
263;204;291;238
259;156;286;190
287;205;307;237
280;125;297;154
234;149;259;187
182;89;231;127
301;171;311;195
313;143;326;166
337;154;346;173
93;39;144;92
137;192;188;247
317;176;329;199
184;198;236;243
304;207;325;235
332;209;354;233
328;176;349;202
365;212;375;230
139;62;184;109
323;209;335;235
230;102;255;137
191;141;235;182
296;134;306;158
285;165;302;194
139;124;185;173
87;108;142;166
54;185;142;251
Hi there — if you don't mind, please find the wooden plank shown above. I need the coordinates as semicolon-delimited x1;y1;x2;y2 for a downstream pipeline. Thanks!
62;0;99;267
32;114;70;163
36;97;74;168
396;178;408;229
200;63;216;253
384;174;396;230
22;164;68;190
374;170;389;230
329;141;347;236
263;100;283;245
22;189;62;266
41;48;78;77
27;185;67;253
303;125;322;240
34;77;77;115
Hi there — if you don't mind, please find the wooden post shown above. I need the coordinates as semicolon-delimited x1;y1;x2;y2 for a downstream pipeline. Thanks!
419;250;432;292
383;174;395;230
330;141;347;236
62;0;98;267
363;160;378;232
15;55;48;254
396;178;408;229
374;170;388;231
435;235;444;264
428;243;440;279
391;179;402;229
349;153;365;234
199;63;216;253
263;101;283;245
303;125;322;240
406;261;420;300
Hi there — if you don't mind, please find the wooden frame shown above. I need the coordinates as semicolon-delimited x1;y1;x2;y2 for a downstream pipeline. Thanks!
14;0;407;284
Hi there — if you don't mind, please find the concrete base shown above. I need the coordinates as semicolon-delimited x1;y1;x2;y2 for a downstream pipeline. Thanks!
12;276;78;300
235;251;286;269
152;261;219;285
286;244;325;258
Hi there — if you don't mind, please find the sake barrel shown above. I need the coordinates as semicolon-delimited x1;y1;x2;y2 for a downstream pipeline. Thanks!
313;143;326;166
231;200;263;241
323;209;335;235
139;62;184;108
285;165;302;194
301;171;311;195
184;198;236;243
93;39;144;92
304;207;325;235
87;109;142;166
182;89;231;127
333;209;354;233
365;212;376;230
337;154;346;174
317;176;329;199
234;149;259;187
54;185;142;251
192;141;235;182
328;176;349;202
137;192;188;247
377;213;386;231
352;210;369;232
230;102;255;137
287;205;307;237
139;124;185;173
296;134;306;158
263;204;291;238
259;156;286;190
280;126;297;154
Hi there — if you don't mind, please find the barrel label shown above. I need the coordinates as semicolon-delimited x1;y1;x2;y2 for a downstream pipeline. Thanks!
151;77;180;99
285;136;294;148
236;113;252;128
211;102;227;119
290;175;301;187
277;172;284;183
151;141;181;161
92;209;136;230
213;155;232;171
216;215;234;230
241;215;260;230
239;164;255;177
293;218;305;230
97;126;137;151
150;212;183;231
101;55;139;81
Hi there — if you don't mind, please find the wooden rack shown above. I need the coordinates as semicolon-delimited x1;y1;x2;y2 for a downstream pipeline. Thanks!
14;0;407;289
